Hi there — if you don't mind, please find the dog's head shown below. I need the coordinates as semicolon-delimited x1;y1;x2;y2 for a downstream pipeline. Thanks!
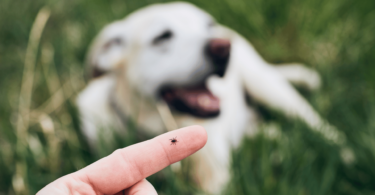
88;2;231;118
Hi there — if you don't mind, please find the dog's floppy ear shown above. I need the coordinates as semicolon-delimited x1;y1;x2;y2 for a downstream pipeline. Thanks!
86;21;126;78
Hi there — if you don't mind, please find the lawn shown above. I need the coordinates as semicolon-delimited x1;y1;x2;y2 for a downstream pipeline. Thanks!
1;0;375;194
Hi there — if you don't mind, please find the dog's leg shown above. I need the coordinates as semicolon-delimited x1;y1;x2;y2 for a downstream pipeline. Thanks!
230;35;345;145
273;63;321;91
191;131;231;194
76;76;122;149
192;71;255;194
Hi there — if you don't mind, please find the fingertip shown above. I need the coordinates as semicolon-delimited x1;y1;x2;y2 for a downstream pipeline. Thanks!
189;125;208;149
155;125;208;164
175;125;207;156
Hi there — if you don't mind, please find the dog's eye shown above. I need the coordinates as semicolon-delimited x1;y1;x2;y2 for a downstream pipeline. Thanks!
153;30;173;45
103;37;123;50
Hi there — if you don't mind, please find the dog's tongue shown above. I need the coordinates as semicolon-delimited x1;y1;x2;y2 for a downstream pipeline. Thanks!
162;86;220;113
178;88;220;112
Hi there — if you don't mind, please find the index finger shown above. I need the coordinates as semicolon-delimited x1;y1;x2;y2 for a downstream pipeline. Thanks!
75;125;207;194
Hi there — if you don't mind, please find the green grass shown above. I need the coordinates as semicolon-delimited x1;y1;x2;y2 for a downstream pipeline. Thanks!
1;0;375;194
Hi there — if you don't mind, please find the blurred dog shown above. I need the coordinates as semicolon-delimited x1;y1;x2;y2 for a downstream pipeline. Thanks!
77;2;342;193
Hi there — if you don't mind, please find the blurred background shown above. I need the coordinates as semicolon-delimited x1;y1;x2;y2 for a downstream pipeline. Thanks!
1;0;375;194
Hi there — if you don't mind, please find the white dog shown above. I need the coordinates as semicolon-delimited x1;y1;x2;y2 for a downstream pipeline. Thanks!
77;2;344;193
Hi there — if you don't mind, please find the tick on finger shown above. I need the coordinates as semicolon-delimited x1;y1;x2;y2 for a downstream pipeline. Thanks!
170;137;178;145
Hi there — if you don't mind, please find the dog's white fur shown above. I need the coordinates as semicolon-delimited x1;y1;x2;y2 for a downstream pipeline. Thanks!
77;2;343;193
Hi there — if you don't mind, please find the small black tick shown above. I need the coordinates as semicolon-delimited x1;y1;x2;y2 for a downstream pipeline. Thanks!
170;137;178;145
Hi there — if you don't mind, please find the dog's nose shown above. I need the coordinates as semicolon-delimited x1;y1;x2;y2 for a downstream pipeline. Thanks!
208;39;231;60
207;39;230;77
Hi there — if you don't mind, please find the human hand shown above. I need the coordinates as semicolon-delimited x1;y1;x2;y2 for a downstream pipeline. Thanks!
37;125;207;195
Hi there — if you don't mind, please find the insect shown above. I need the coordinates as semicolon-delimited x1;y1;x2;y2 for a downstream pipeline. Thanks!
170;136;178;145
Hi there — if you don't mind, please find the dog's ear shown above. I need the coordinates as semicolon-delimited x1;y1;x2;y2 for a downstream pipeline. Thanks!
86;21;126;79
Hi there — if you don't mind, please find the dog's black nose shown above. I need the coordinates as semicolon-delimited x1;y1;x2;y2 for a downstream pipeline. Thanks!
207;39;231;76
208;39;231;59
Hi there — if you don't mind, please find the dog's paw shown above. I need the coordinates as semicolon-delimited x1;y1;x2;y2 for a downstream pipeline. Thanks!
274;63;322;91
206;75;226;98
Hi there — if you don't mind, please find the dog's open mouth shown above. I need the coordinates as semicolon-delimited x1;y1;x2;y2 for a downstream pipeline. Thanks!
159;38;231;118
160;84;220;118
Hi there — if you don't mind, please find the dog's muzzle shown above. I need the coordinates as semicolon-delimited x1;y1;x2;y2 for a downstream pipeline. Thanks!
160;38;231;118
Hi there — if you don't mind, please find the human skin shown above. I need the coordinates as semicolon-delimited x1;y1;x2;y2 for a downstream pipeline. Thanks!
37;125;207;195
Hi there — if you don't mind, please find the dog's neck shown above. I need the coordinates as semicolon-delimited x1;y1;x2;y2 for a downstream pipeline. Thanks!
111;67;167;133
111;66;140;119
